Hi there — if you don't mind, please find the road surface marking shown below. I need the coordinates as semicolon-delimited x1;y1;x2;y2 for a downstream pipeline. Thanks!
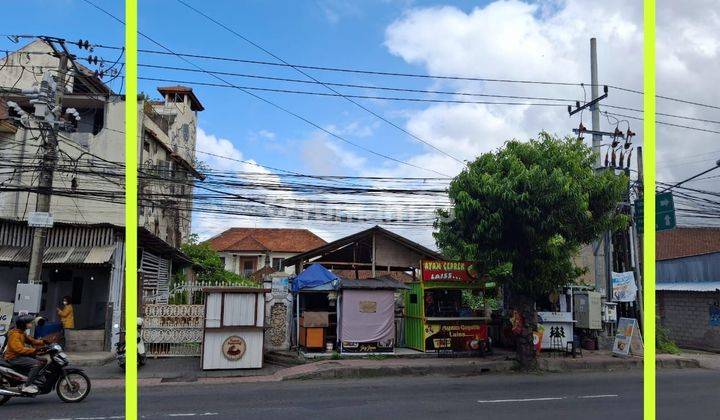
578;394;619;399
478;397;565;403
167;414;218;417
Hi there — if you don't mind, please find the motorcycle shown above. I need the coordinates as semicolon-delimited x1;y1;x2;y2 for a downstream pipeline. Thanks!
0;343;91;405
114;317;147;370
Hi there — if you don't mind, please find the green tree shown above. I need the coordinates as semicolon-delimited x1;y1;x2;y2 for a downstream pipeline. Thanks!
180;234;257;286
434;133;628;369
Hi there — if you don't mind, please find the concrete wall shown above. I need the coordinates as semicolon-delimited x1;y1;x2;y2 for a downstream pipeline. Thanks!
658;291;720;351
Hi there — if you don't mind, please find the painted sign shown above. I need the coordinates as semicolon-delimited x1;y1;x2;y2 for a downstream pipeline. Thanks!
341;339;394;353
421;260;480;283
424;322;488;352
271;277;289;297
537;311;574;351
612;271;638;302
612;317;643;357
28;212;54;228
221;335;247;361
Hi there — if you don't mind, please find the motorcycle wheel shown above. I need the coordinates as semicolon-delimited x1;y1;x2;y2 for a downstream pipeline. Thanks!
138;354;147;367
56;371;91;403
0;395;10;406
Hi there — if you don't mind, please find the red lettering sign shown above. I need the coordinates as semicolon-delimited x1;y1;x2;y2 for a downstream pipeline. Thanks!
421;260;480;283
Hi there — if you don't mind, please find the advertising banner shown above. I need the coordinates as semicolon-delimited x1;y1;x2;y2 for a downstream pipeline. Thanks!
612;271;638;302
421;260;480;283
424;322;488;352
0;301;13;347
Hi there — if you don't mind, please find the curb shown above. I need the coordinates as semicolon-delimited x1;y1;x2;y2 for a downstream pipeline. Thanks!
282;361;517;381
656;357;702;369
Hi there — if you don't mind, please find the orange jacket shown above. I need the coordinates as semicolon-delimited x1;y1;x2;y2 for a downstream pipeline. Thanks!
57;304;75;329
3;328;44;360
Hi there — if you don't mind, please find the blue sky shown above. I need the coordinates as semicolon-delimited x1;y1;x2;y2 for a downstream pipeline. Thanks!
4;1;715;246
0;1;125;93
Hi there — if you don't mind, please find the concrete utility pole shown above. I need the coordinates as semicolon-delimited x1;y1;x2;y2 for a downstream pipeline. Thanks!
633;147;644;330
590;38;601;168
27;52;68;284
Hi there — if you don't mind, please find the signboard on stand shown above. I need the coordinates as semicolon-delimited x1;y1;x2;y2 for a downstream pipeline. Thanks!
612;317;644;357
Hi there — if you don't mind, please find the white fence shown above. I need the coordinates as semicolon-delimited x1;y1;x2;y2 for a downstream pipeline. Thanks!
143;304;204;357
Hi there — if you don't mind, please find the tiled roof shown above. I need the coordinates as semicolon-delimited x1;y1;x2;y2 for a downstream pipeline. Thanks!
656;227;720;261
206;228;326;253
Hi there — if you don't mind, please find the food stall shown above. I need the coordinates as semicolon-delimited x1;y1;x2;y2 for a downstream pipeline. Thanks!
338;277;409;354
291;263;340;352
201;286;268;370
404;260;494;353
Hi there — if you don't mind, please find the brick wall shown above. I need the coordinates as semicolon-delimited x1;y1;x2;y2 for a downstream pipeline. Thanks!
657;291;720;351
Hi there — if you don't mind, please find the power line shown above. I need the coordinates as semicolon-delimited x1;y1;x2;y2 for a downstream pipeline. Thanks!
80;0;452;177
175;0;465;164
606;112;720;135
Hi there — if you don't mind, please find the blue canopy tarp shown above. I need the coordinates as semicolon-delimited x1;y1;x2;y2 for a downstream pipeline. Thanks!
291;263;339;293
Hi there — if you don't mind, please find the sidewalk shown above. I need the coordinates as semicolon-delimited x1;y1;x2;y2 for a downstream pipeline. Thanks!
133;349;651;388
657;350;720;370
80;348;719;389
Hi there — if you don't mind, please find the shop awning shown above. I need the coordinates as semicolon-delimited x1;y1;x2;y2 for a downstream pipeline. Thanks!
291;263;339;292
0;245;116;265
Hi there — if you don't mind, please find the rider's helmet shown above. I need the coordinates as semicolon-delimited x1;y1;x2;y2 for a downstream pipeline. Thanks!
15;314;35;330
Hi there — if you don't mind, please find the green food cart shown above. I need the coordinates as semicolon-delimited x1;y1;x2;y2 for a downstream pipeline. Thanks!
404;260;495;353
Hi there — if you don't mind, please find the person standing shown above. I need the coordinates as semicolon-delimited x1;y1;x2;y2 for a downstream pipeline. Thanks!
56;296;74;348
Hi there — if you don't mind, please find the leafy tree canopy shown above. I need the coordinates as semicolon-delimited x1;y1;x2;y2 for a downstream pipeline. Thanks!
434;133;628;298
180;233;257;286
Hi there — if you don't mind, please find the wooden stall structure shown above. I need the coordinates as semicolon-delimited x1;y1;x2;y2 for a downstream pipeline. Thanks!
404;260;495;354
201;287;268;370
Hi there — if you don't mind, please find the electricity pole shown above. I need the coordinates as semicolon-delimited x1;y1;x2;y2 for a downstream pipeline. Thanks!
633;147;644;330
26;51;69;284
590;38;601;168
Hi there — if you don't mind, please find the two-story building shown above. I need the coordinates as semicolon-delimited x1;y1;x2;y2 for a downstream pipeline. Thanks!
0;39;205;350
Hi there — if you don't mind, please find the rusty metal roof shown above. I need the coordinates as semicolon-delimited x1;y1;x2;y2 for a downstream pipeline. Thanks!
0;245;115;265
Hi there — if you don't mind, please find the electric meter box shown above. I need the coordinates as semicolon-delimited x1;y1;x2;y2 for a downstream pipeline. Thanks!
573;291;602;330
15;283;43;314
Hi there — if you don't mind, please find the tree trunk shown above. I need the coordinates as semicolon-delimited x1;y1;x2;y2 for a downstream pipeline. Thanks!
510;294;538;370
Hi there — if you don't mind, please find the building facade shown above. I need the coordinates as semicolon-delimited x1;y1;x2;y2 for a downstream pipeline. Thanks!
205;228;327;277
656;227;720;351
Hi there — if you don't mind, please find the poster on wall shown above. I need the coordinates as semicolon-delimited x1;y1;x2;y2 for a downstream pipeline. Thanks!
424;323;488;352
421;260;480;283
612;271;638;302
0;301;13;347
710;305;720;327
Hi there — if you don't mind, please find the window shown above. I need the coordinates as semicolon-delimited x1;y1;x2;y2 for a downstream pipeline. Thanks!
271;257;283;272
219;257;226;269
409;294;418;304
143;140;150;153
242;260;254;277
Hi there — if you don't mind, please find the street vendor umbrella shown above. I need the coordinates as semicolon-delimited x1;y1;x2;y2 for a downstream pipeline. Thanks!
291;263;339;293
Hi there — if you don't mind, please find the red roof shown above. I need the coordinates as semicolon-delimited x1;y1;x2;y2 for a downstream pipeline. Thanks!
206;228;326;253
656;227;720;261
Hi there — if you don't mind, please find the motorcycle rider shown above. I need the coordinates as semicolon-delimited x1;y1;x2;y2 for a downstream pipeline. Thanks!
3;315;48;394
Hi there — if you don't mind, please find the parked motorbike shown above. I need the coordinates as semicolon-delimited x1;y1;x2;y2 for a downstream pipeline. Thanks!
114;317;147;371
0;343;91;405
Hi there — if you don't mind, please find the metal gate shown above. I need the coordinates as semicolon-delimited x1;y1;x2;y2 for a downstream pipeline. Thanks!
143;304;204;357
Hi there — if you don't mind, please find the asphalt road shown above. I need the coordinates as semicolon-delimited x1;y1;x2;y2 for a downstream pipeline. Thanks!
2;369;718;419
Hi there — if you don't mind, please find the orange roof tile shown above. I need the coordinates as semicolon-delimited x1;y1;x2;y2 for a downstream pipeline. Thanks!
656;227;720;260
206;228;326;253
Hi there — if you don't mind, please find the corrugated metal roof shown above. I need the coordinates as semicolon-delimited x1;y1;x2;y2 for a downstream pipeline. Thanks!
657;282;720;292
0;245;115;265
